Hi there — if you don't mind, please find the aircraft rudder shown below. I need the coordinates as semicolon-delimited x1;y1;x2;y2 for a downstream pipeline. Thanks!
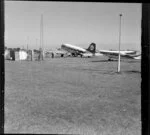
87;42;96;53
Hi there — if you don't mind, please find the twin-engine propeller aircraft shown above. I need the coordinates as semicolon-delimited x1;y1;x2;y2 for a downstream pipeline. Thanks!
99;50;141;61
61;43;98;57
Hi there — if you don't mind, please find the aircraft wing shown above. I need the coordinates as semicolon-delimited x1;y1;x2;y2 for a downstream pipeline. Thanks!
123;53;141;59
61;43;98;57
61;43;88;57
100;50;122;57
61;44;86;54
100;50;141;60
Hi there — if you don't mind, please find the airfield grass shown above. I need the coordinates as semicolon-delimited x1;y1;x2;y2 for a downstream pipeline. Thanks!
5;56;141;134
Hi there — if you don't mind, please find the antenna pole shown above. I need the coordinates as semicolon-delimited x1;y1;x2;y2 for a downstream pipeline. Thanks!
40;14;44;60
27;36;29;51
117;14;122;73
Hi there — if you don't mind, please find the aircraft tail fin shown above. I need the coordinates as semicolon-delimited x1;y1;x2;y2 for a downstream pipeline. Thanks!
87;43;96;53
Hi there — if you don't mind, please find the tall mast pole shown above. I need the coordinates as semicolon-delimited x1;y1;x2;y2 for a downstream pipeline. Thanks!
42;14;44;59
117;14;122;73
27;36;29;51
36;38;38;47
40;14;44;60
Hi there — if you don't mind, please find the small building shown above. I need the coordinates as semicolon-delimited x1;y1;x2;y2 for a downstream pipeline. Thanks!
4;49;11;60
10;49;15;60
19;50;28;60
5;48;28;61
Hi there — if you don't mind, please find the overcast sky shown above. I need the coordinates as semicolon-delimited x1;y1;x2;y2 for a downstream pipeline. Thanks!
5;1;141;50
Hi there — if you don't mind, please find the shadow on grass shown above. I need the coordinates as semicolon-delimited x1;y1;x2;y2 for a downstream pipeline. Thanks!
112;70;141;75
80;69;141;75
90;60;140;63
90;60;116;63
124;70;141;74
79;68;122;75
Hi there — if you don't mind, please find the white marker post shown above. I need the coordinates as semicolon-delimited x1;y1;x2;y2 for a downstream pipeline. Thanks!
117;14;122;73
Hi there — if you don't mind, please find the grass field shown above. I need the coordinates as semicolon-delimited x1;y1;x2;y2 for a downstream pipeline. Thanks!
4;56;141;134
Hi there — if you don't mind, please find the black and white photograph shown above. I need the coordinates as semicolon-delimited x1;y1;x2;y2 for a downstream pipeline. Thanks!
4;1;141;134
